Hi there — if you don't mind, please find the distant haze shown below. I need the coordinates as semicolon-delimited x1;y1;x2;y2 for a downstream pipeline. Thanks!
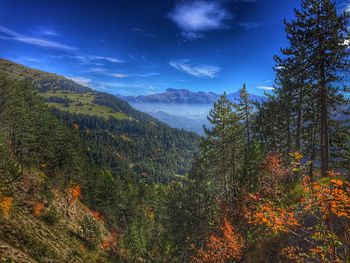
123;88;266;134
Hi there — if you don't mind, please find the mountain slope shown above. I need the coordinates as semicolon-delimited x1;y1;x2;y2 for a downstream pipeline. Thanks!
0;68;201;262
0;59;199;182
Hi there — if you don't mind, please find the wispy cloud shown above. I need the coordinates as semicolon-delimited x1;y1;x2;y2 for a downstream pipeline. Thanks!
22;57;40;62
169;59;220;78
106;71;159;79
68;76;92;86
136;73;159;77
238;22;261;30
89;56;125;63
168;1;232;32
128;53;155;68
49;54;125;65
86;67;158;79
257;86;274;91
178;31;205;41
34;26;61;37
132;28;156;38
93;81;158;95
0;26;76;51
109;73;130;78
87;67;108;73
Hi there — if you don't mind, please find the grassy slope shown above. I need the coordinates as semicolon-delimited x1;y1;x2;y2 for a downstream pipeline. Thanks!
39;90;131;120
0;58;159;122
0;172;111;263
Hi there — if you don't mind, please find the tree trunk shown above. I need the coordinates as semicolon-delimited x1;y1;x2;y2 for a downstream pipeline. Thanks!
296;79;303;151
319;55;329;177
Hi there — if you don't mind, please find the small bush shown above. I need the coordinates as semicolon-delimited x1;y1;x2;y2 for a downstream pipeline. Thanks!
41;206;61;225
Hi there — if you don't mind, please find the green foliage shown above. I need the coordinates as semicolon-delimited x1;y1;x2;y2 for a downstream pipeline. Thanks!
0;58;199;183
0;134;20;187
0;75;83;182
80;215;101;249
259;0;350;176
202;92;246;203
40;206;61;226
53;108;198;183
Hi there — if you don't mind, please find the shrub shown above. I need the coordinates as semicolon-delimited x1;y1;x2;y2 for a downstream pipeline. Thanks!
41;206;61;225
80;215;101;249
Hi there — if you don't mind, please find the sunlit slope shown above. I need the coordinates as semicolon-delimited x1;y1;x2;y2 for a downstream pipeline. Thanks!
0;58;199;181
39;90;131;120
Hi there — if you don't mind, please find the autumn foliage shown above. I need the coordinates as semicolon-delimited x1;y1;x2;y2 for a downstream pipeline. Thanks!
192;218;244;263
245;200;299;233
0;196;13;219
69;185;81;205
33;202;44;217
91;210;105;223
101;230;118;253
258;154;290;198
244;153;350;262
302;172;350;220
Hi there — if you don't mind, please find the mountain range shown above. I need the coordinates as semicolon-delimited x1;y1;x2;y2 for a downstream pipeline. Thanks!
117;88;266;135
119;88;266;105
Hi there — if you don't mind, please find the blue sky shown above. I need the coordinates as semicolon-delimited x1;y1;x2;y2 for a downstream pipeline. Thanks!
0;0;349;96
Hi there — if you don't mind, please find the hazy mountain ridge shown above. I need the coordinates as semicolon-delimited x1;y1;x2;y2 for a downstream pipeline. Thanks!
119;88;265;135
119;88;266;104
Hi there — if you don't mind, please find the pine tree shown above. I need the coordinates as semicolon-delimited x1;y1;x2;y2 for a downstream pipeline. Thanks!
202;93;245;204
237;84;253;148
284;0;350;175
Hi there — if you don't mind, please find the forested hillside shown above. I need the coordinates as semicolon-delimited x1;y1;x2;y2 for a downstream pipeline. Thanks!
170;1;350;262
1;0;350;262
0;74;198;262
0;58;199;183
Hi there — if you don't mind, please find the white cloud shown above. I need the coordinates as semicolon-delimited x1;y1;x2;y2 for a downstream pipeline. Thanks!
0;26;76;51
169;59;220;78
68;76;92;86
136;73;159;77
342;39;350;48
168;1;232;32
109;73;130;78
257;86;274;91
